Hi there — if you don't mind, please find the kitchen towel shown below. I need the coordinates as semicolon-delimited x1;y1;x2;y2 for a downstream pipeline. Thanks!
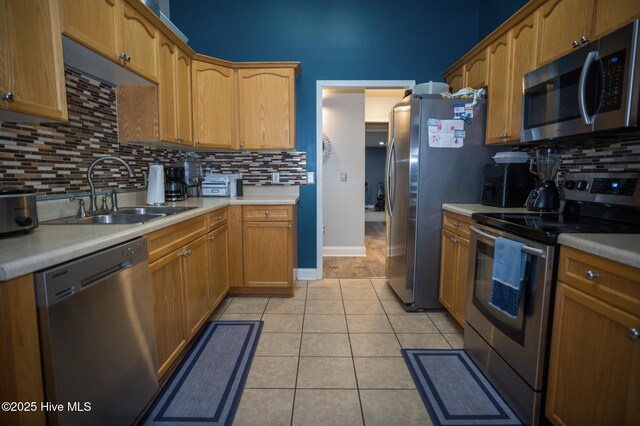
489;237;528;319
146;164;165;205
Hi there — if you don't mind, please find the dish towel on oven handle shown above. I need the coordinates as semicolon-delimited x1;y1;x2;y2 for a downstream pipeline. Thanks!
489;237;529;319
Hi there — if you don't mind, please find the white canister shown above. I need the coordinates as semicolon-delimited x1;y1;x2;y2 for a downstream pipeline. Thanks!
147;164;165;205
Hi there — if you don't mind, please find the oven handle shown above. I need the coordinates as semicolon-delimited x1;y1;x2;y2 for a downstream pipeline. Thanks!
470;225;547;259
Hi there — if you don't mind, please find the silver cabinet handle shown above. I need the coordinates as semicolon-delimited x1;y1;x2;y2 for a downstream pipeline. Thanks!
450;237;458;244
453;221;461;228
240;142;244;148
215;215;223;220
179;251;188;257
264;211;270;216
187;250;192;256
288;224;292;229
195;140;200;146
585;270;599;280
207;236;215;241
580;35;589;44
572;40;581;48
2;92;14;102
629;328;639;340
119;52;128;60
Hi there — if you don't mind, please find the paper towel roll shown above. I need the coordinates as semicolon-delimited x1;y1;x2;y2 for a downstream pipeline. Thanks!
147;164;165;205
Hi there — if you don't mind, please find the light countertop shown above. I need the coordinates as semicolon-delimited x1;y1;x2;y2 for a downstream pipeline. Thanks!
0;195;298;281
558;234;640;269
442;203;531;217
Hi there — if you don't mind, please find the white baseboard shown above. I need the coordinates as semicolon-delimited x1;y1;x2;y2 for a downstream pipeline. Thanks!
323;246;367;257
296;268;321;280
365;204;374;209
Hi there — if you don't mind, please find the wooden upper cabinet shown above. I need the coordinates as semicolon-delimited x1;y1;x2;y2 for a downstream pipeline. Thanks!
508;13;538;142
486;33;512;144
463;49;488;89
537;0;594;66
118;1;158;82
158;35;177;143
592;0;640;39
59;0;118;59
192;61;235;149
0;0;67;121
237;67;296;150
175;49;193;146
447;66;464;93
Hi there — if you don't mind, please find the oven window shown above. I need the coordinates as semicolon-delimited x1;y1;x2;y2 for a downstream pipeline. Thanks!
523;68;582;129
471;238;527;345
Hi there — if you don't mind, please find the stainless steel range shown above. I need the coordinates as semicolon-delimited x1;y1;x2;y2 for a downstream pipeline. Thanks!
465;171;640;425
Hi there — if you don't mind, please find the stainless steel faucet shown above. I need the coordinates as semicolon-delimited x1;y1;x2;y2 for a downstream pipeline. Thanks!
87;156;134;212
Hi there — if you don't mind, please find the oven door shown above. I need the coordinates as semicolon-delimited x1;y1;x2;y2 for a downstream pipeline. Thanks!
466;223;555;390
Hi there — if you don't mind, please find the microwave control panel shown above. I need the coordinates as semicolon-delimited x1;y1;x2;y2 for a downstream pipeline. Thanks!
599;50;626;113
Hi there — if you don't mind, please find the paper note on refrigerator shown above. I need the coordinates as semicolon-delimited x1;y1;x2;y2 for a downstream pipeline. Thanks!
428;119;465;148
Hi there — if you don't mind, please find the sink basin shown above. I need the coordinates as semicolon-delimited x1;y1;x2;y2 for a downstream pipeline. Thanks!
43;206;197;225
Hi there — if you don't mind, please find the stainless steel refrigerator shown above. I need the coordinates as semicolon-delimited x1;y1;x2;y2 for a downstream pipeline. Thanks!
386;95;499;310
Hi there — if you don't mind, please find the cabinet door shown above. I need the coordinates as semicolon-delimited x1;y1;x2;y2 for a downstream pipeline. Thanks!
243;221;292;287
447;67;464;93
59;0;118;60
176;49;193;146
0;0;67;121
439;229;456;313
158;35;177;143
183;235;211;337
192;61;235;149
150;251;187;378
537;0;593;66
546;283;640;426
592;0;640;39
118;2;158;82
452;236;470;326
207;225;230;310
463;49;488;89
237;68;295;150
508;13;538;142
486;33;511;145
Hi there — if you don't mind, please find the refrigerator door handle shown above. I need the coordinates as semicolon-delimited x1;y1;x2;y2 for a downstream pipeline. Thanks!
386;138;396;216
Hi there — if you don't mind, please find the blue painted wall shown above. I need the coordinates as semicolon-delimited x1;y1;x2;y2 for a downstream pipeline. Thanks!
171;0;518;269
478;0;529;40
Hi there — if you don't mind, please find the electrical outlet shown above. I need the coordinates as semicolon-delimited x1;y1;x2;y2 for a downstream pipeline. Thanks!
307;171;315;184
272;172;280;183
341;172;348;182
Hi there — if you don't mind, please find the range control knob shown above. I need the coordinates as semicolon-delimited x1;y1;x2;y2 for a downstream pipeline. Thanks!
564;180;576;190
15;216;33;227
576;180;588;191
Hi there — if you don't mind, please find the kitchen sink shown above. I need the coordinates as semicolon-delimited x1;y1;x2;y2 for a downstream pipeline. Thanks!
44;206;197;225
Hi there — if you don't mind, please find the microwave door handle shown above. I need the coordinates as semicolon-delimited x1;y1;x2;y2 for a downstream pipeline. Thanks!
470;226;547;259
578;51;599;125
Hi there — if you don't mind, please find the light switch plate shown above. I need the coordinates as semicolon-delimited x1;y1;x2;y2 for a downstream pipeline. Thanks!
307;171;315;184
272;172;280;183
341;172;347;182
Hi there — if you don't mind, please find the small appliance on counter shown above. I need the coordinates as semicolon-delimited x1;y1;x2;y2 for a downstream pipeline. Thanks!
182;152;203;197
482;163;535;207
0;187;38;236
146;164;166;206
164;165;187;201
202;173;242;197
526;147;561;211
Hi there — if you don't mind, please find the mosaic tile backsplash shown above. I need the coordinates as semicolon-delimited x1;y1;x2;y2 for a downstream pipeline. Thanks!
0;69;307;197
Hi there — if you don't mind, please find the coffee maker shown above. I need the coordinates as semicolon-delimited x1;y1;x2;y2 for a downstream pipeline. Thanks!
164;166;187;201
526;147;561;211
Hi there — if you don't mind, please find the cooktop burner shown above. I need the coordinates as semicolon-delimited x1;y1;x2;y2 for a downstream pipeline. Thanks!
472;211;640;243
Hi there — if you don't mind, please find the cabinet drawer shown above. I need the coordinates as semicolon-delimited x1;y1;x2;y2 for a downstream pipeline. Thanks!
243;205;293;222
442;211;472;239
208;208;228;230
558;247;640;316
147;215;207;262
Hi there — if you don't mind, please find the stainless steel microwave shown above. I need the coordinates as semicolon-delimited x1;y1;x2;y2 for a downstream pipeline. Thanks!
521;20;640;143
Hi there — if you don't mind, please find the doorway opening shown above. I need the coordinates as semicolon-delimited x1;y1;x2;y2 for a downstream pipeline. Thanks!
316;81;414;279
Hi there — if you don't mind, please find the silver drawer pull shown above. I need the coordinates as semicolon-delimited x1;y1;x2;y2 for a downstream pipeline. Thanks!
629;328;639;340
453;221;461;228
450;237;458;244
470;225;546;258
585;270;599;280
208;236;216;241
265;211;270;216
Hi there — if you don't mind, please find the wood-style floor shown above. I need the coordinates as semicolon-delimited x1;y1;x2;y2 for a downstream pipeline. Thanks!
323;222;386;278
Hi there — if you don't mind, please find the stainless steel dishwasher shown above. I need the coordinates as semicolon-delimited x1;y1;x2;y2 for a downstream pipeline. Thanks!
35;237;158;425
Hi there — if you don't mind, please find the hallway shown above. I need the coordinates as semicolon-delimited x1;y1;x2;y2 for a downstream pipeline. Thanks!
324;222;386;278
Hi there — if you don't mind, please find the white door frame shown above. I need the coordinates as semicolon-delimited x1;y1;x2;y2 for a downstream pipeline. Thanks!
303;80;415;281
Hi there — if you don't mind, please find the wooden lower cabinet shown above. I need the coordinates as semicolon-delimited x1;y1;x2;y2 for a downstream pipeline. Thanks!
149;250;187;378
207;224;230;308
243;221;293;288
439;211;472;328
0;275;46;426
183;235;211;337
546;247;640;425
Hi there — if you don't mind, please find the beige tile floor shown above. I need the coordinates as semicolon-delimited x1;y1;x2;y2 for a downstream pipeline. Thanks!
211;278;464;426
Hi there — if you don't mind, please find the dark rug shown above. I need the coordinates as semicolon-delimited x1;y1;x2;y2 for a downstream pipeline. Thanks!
402;349;522;426
142;321;263;425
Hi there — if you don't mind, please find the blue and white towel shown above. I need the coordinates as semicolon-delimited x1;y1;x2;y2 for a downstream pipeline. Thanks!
489;237;528;319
